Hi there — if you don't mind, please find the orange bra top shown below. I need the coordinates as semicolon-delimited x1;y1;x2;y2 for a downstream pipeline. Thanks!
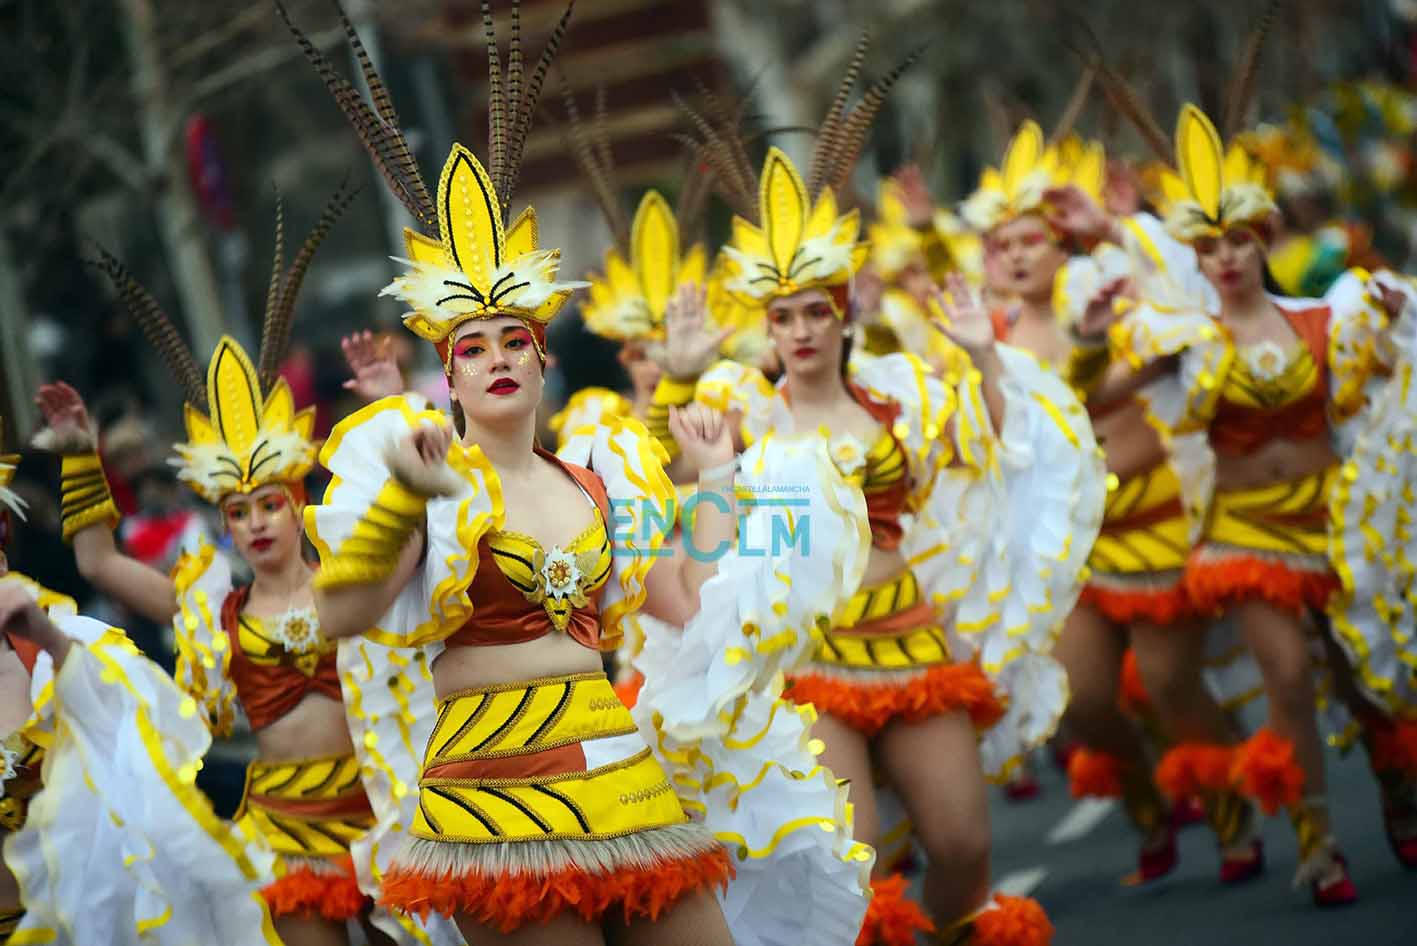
448;448;615;652
814;383;910;551
221;586;342;732
1210;305;1330;457
4;632;46;802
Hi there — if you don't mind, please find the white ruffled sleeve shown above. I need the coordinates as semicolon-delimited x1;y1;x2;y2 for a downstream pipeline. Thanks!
694;360;780;446
630;435;874;946
306;394;504;648
170;542;238;737
5;619;279;945
1326;270;1417;717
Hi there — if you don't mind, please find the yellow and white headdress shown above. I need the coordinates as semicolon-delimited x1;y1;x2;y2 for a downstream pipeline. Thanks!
582;191;707;342
960;121;1105;233
92;185;350;506
1156;104;1277;242
284;0;579;363
0;417;26;523
867;179;925;279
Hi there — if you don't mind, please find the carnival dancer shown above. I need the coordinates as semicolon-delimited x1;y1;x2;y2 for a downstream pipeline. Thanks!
666;45;1105;939
958;119;1261;883
0;419;279;945
1089;102;1417;905
28;187;440;946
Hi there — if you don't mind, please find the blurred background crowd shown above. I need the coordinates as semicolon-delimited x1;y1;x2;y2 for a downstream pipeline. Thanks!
2;0;1416;814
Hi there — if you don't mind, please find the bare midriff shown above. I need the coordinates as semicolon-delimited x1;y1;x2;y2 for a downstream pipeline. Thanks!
432;633;603;698
252;692;356;761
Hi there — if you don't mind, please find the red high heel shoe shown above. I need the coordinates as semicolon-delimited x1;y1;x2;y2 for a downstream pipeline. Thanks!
1383;803;1417;868
1311;853;1358;908
1171;795;1206;829
1003;769;1041;802
1219;839;1265;885
1133;824;1179;884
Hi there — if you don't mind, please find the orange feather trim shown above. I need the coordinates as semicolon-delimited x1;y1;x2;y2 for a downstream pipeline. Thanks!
786;662;1005;736
262;855;366;920
1079;582;1193;627
1364;718;1417;777
1067;748;1124;799
1231;728;1305;815
855;874;935;946
381;846;733;932
972;894;1055;946
614;671;645;709
1155;743;1236;800
1118;648;1151;716
1184;554;1338;617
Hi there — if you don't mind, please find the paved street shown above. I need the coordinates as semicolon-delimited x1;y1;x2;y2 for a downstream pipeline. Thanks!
988;745;1417;945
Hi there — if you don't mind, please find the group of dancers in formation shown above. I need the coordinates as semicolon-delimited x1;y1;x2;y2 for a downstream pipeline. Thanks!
3;2;1417;944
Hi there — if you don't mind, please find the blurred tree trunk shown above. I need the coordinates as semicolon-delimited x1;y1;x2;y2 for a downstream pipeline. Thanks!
117;0;225;360
0;229;35;440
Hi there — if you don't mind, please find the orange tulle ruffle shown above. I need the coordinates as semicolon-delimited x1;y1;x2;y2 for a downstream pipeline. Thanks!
1184;553;1338;617
1365;718;1417;777
262;855;366;920
1231;728;1305;815
1079;581;1193;627
1155;743;1236;800
972;894;1055;946
1067;748;1123;799
856;874;935;946
614;671;645;709
787;662;1005;736
381;846;733;932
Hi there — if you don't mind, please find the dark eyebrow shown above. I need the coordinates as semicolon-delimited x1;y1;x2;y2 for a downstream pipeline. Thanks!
454;331;486;343
501;325;533;337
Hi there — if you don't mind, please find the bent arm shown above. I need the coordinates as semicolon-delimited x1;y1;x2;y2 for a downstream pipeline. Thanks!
72;523;177;624
314;523;425;640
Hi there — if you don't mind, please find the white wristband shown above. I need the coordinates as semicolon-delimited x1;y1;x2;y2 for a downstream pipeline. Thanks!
697;457;738;482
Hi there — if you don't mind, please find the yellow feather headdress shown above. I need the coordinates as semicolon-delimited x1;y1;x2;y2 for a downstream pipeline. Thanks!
0;417;26;523
960;121;1106;233
92;183;351;506
719;147;868;309
583;191;707;343
1156;104;1276;242
379;143;586;349
284;1;580;357
174;337;318;505
867;179;925;279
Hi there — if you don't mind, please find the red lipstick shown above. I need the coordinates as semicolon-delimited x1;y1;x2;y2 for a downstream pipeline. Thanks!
250;538;274;552
793;346;817;359
487;378;520;395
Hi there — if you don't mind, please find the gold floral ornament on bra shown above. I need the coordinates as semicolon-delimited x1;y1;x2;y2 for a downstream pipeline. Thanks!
532;545;604;631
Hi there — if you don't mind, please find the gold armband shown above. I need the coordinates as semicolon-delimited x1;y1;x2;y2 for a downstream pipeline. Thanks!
645;375;698;462
313;477;429;589
1064;342;1112;398
59;453;120;542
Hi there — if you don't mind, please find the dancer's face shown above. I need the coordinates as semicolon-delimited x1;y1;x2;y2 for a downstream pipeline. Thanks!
1194;227;1266;302
983;214;1067;301
767;289;845;380
448;316;545;427
618;341;663;403
223;485;302;572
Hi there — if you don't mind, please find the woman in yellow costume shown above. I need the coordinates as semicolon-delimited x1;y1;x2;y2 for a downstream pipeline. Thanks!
959;118;1264;885
664;33;1105;944
291;3;751;942
1092;102;1417;906
28;185;437;946
0;417;279;945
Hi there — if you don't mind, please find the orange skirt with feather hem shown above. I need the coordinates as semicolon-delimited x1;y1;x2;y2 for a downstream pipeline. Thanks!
382;672;731;932
234;753;375;921
1185;470;1340;616
784;572;1004;735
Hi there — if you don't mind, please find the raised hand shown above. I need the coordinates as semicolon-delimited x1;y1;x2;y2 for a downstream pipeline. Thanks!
32;381;98;454
893;163;936;227
1076;276;1131;340
341;330;404;402
1043;184;1117;246
930;273;997;358
387;420;459;497
659;283;731;381
668;403;735;478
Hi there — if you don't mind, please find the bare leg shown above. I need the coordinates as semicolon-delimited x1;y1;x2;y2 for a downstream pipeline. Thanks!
273;916;350;946
813;712;882;865
1053;606;1147;761
1130;620;1237;744
455;913;606;946
1233;601;1327;806
610;888;734;946
878;710;991;928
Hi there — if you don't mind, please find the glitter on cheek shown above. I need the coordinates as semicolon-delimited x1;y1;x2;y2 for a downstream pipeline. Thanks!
516;351;530;367
461;363;479;377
